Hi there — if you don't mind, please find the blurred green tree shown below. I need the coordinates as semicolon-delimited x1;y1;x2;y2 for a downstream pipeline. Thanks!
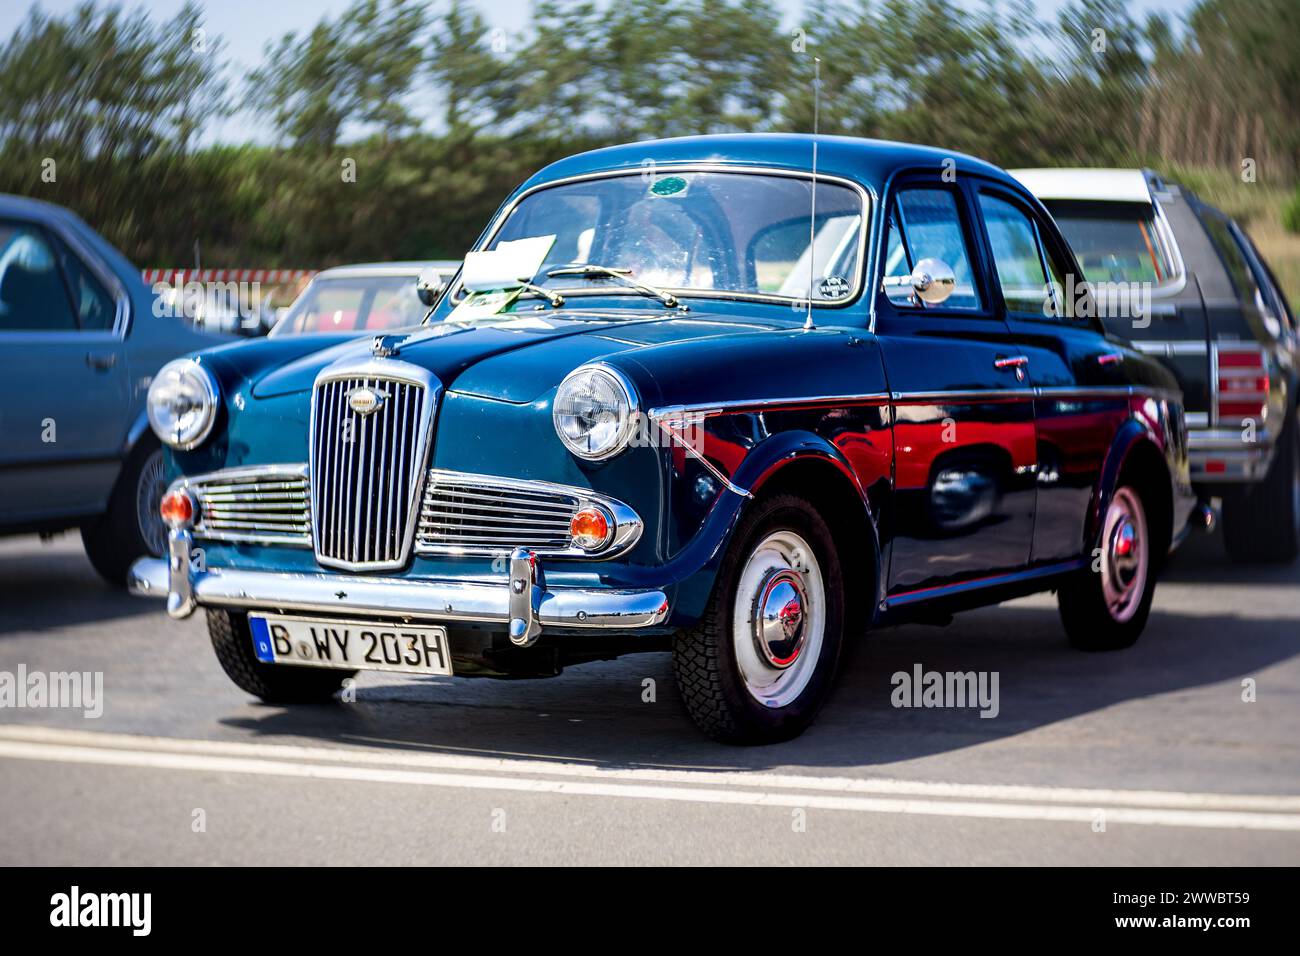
247;0;429;149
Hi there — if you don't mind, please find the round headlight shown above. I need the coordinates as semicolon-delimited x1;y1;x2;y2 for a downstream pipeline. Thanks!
147;358;219;450
553;365;638;461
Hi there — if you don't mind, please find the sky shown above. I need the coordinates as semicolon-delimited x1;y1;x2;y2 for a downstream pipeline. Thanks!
1;0;1201;144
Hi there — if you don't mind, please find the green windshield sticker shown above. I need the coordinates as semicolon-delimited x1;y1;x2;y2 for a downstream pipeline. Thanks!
649;175;688;197
447;286;523;322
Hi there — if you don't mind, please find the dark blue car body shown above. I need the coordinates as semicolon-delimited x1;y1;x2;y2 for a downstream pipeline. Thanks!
132;135;1196;742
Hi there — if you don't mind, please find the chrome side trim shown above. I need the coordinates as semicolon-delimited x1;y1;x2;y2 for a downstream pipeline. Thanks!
415;470;644;558
1210;343;1221;426
1033;385;1183;403
890;389;1036;403
648;391;891;421
1133;340;1208;356
127;553;671;631
651;414;752;499
883;558;1086;611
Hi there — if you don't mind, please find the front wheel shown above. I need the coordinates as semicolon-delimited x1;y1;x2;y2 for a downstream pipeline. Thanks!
81;438;167;587
208;610;355;704
672;494;845;744
1058;484;1156;651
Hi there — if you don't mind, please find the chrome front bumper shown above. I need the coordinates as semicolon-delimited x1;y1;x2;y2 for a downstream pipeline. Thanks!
1188;428;1275;483
129;530;670;643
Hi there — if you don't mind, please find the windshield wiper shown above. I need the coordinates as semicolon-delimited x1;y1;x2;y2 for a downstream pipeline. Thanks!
516;280;564;308
545;264;684;310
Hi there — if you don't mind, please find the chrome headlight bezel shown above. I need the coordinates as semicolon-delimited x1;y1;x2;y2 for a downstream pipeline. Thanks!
147;358;220;451
552;363;640;461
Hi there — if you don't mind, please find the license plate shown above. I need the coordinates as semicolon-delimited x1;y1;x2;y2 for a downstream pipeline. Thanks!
248;614;453;676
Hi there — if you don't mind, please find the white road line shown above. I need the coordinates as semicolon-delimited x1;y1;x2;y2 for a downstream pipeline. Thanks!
1;727;1299;830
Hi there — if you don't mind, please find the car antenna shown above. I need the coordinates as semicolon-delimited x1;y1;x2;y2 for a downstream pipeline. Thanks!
804;57;820;333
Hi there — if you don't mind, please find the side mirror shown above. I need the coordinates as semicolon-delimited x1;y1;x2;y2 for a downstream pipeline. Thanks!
882;257;956;305
416;270;446;307
909;258;956;305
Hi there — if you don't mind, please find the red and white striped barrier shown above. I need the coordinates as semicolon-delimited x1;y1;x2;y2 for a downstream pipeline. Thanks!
142;269;317;285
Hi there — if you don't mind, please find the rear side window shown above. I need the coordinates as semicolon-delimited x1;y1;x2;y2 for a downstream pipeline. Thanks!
54;238;116;331
0;223;79;332
1200;212;1257;298
978;194;1052;317
885;188;981;310
1227;220;1293;338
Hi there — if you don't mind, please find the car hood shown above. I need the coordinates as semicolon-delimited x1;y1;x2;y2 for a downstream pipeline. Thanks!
250;308;796;403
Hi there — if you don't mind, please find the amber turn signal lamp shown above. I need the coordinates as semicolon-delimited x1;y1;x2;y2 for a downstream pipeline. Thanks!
570;507;611;551
160;489;196;529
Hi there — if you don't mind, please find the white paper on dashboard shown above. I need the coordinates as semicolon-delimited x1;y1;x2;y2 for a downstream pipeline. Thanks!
461;235;557;291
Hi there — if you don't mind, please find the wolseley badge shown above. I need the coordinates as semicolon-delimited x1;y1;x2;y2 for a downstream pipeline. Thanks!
347;386;387;416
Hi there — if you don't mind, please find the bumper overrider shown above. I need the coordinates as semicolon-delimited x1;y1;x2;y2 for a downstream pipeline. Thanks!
128;530;670;646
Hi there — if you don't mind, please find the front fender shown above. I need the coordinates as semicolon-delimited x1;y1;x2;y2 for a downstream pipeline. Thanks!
662;425;887;626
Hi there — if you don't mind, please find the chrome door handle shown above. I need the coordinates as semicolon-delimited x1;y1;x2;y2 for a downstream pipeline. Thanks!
993;355;1029;370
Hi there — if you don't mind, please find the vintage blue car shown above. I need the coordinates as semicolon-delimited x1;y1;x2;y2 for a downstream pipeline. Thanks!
130;135;1196;744
0;195;221;584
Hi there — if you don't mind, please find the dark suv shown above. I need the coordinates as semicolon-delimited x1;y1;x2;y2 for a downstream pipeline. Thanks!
1014;168;1299;562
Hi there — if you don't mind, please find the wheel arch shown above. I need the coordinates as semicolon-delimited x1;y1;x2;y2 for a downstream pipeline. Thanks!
737;440;883;633
1095;421;1175;562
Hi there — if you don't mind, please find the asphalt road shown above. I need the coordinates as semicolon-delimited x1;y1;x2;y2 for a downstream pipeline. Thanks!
1;529;1298;866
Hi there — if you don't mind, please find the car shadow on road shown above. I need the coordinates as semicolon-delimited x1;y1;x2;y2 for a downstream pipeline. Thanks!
220;589;1300;774
0;538;157;635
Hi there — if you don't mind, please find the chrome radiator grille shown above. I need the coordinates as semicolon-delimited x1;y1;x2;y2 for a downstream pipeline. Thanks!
416;471;581;555
189;466;311;546
310;368;433;570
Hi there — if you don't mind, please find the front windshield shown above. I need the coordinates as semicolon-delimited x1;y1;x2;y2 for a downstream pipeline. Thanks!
271;275;430;336
482;170;866;304
1045;200;1180;285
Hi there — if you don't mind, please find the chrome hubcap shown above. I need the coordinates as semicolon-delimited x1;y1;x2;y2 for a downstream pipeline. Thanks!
136;450;167;557
753;569;808;668
1101;487;1148;623
732;530;824;707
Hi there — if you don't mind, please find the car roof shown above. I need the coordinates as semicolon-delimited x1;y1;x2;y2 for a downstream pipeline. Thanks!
1008;168;1155;204
521;134;1012;194
313;261;460;279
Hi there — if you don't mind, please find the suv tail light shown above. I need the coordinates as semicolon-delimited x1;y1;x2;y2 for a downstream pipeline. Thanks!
1215;345;1269;423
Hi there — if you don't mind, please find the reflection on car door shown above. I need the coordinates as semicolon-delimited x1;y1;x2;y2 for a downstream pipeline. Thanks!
874;179;1037;599
0;220;128;524
973;183;1132;565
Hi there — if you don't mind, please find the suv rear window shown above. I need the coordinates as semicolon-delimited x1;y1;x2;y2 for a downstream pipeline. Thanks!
1043;200;1180;286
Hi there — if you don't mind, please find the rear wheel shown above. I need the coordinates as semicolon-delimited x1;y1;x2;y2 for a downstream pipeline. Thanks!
672;494;845;744
1222;413;1299;563
81;438;167;587
208;609;354;703
1059;484;1156;651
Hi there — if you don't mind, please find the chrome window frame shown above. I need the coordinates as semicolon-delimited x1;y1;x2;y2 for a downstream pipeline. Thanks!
444;164;874;311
